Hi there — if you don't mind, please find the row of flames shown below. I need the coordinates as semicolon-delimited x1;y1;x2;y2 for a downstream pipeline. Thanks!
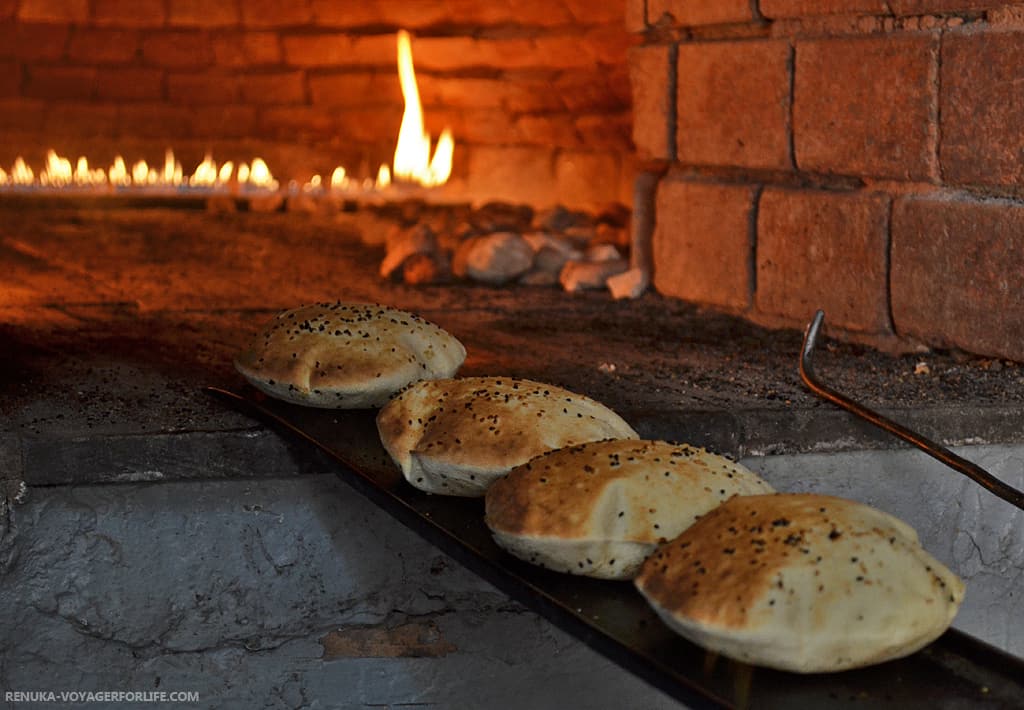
0;30;453;194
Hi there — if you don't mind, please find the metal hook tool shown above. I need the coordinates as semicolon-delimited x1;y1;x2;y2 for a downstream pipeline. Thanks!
799;309;1024;512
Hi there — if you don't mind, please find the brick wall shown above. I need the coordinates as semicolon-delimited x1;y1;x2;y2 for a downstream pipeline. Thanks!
0;0;632;208
629;0;1024;360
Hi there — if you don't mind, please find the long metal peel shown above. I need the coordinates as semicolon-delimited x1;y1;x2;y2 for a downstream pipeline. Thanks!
799;309;1024;511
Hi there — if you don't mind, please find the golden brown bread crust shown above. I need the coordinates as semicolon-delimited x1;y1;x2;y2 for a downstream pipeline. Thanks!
486;440;773;542
635;493;965;672
485;439;774;579
376;377;639;496
235;302;466;409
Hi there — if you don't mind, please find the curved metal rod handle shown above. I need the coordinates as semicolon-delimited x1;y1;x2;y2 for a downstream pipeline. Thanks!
800;310;1024;511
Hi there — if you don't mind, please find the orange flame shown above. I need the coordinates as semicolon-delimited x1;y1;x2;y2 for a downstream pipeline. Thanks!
393;30;453;187
3;29;452;196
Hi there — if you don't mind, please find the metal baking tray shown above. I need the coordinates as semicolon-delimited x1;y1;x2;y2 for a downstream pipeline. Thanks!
207;386;1024;710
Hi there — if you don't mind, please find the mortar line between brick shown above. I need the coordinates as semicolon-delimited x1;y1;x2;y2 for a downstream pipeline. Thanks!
884;196;897;336
750;0;764;22
933;31;944;184
667;43;678;162
786;42;796;171
748;185;763;310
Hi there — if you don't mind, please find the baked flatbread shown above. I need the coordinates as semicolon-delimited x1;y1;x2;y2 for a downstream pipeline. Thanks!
634;493;964;673
485;440;774;579
235;303;466;408
376;376;638;496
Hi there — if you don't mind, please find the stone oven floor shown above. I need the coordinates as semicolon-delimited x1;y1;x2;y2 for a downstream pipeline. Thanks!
3;204;1024;708
3;204;1024;489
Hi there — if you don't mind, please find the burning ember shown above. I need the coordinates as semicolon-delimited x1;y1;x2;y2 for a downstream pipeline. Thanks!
0;31;452;197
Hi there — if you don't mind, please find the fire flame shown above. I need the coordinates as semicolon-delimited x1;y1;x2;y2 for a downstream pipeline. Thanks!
0;31;452;195
392;30;453;187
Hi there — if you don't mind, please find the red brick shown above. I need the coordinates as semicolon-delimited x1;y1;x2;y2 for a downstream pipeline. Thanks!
238;71;306;104
941;30;1024;187
794;35;936;180
309;0;383;27
167;73;240;103
212;32;281;67
18;0;87;22
168;0;240;27
440;109;516;145
92;0;165;27
759;1;890;17
44;101;117;136
467;145;558;207
308;71;399;107
626;0;646;30
241;0;312;27
575;112;631;149
676;40;791;170
0;0;15;20
564;0;625;24
555;150;622;208
282;33;393;68
509;0;578;25
757;188;891;333
0;60;19;96
0;22;70;61
583;25;632;66
335;107;401;142
118;103;196;138
259;105;340;140
25;65;96;100
648;0;751;26
95;67;164;100
311;0;524;28
411;36;532;71
891;195;1024;360
762;1;1003;18
515;114;582;147
416;75;572;113
653;178;754;310
889;1;1006;13
67;28;140;64
557;71;630;113
192;104;258;138
630;44;673;160
142;32;214;68
0;97;46;132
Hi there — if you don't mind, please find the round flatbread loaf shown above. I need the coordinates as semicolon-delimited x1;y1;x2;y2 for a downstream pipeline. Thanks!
485;440;774;579
635;493;965;673
235;303;466;408
376;376;639;497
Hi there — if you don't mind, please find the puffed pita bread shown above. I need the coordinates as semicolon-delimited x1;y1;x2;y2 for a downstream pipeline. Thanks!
235;302;466;409
485;440;774;579
635;493;965;673
376;376;639;497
